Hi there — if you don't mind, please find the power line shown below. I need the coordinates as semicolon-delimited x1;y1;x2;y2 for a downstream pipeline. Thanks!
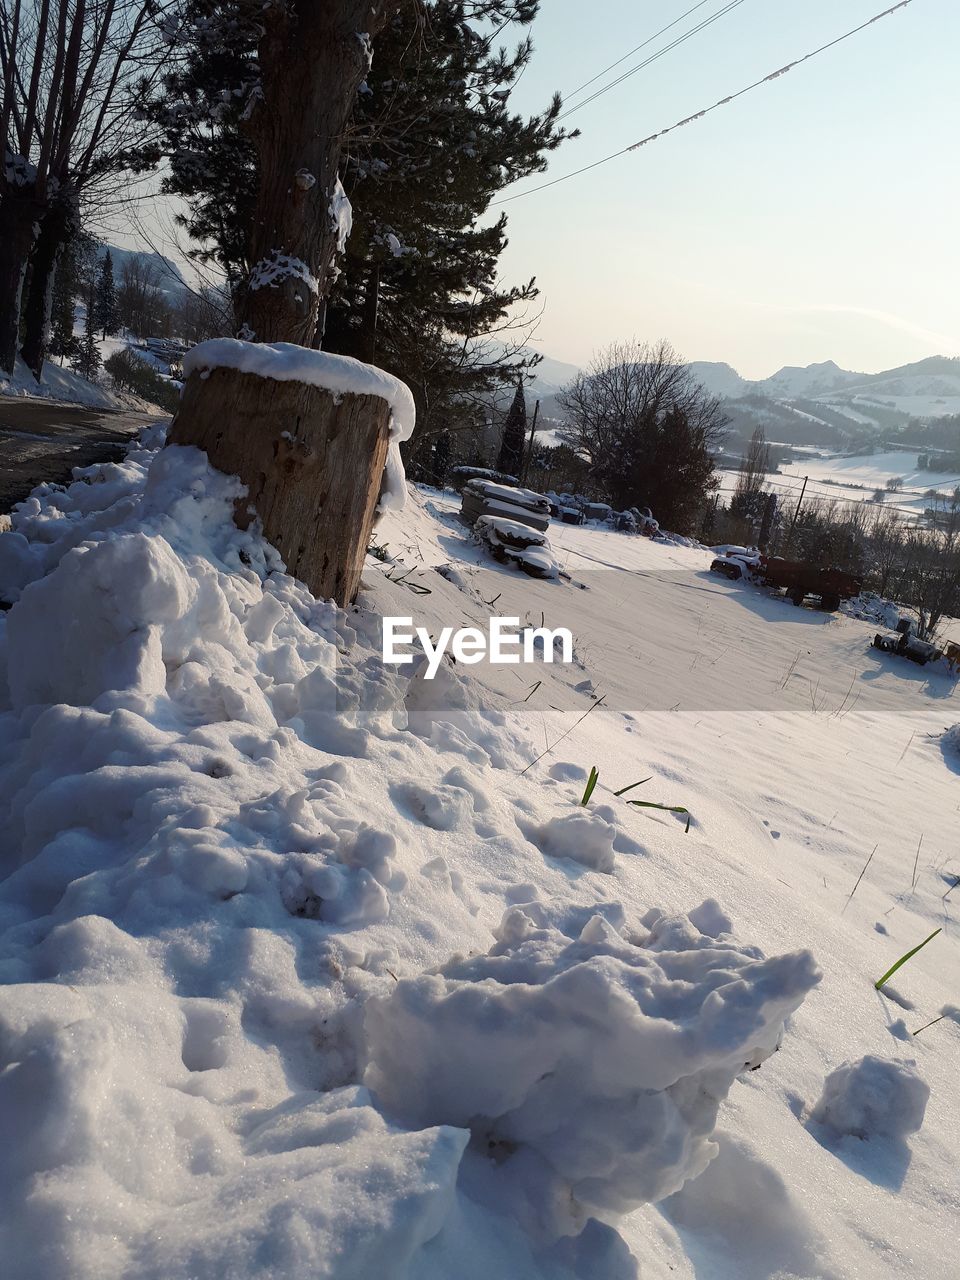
563;1;716;103
559;0;750;122
493;1;918;207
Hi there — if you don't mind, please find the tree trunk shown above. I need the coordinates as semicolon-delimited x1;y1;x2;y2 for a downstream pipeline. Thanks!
20;186;79;380
0;187;45;375
169;364;391;605
236;3;394;344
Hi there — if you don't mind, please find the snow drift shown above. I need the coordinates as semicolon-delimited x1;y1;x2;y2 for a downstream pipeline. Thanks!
0;427;820;1278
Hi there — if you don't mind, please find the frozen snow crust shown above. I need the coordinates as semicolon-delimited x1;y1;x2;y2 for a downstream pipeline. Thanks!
0;430;819;1278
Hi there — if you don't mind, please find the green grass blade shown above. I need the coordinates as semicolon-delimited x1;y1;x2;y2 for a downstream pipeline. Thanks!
614;777;652;796
874;928;941;991
627;799;691;833
580;766;599;806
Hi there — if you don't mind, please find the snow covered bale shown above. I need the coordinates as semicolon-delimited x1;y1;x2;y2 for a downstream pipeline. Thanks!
810;1055;929;1141
460;479;552;533
365;903;821;1241
474;515;559;580
170;339;416;605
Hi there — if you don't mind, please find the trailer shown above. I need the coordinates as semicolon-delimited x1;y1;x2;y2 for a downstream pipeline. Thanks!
757;556;861;612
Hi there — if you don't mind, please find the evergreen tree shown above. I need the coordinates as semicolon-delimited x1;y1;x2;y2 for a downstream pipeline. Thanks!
71;253;102;380
497;379;527;477
135;2;572;434
95;250;120;338
49;241;81;364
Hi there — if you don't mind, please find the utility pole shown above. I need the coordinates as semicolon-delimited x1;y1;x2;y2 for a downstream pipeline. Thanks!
521;399;540;486
785;476;808;550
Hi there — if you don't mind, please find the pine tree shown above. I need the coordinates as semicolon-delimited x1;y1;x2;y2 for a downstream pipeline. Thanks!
72;265;102;381
95;250;120;338
497;379;527;478
50;241;81;364
134;2;572;432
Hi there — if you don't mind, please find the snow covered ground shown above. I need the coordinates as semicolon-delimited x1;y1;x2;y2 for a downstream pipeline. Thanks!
0;354;123;410
1;434;958;1279
774;449;960;516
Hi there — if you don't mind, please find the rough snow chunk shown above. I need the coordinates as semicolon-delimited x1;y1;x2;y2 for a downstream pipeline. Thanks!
7;533;191;710
811;1055;929;1141
688;898;733;938
365;906;821;1240
522;810;619;873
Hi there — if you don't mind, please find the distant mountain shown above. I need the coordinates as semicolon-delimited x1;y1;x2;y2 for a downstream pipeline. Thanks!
525;351;579;397
687;361;750;399
757;360;863;398
97;242;189;300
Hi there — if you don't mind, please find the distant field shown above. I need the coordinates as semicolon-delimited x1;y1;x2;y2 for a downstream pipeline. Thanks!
713;449;960;521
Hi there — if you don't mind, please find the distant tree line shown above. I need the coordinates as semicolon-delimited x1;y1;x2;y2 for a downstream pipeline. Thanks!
710;481;960;641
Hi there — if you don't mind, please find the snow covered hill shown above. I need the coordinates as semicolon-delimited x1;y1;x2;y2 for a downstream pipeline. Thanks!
99;241;190;301
1;429;958;1279
1;354;125;409
759;359;864;399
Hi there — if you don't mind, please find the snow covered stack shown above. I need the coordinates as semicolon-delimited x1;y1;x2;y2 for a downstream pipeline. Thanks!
366;898;821;1241
474;514;560;579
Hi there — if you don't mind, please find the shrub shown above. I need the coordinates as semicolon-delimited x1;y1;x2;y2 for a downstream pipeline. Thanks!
104;348;181;413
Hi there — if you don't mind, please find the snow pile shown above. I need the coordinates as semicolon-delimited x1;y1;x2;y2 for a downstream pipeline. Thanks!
182;338;414;515
810;1055;929;1142
942;724;960;755
519;809;620;872
366;900;820;1241
0;426;828;1277
0;432;516;1276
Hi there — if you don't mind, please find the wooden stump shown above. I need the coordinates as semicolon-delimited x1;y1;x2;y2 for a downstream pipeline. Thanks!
169;365;390;606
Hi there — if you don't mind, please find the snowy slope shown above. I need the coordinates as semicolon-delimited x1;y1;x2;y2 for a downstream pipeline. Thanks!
0;438;958;1280
0;354;122;409
99;242;190;301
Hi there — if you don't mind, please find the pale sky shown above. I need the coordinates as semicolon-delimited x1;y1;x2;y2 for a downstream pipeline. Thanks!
494;0;959;378
113;0;957;381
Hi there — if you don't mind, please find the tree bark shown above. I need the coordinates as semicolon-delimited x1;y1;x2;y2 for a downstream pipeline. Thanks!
0;187;45;375
20;185;79;380
168;364;391;605
236;2;395;344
